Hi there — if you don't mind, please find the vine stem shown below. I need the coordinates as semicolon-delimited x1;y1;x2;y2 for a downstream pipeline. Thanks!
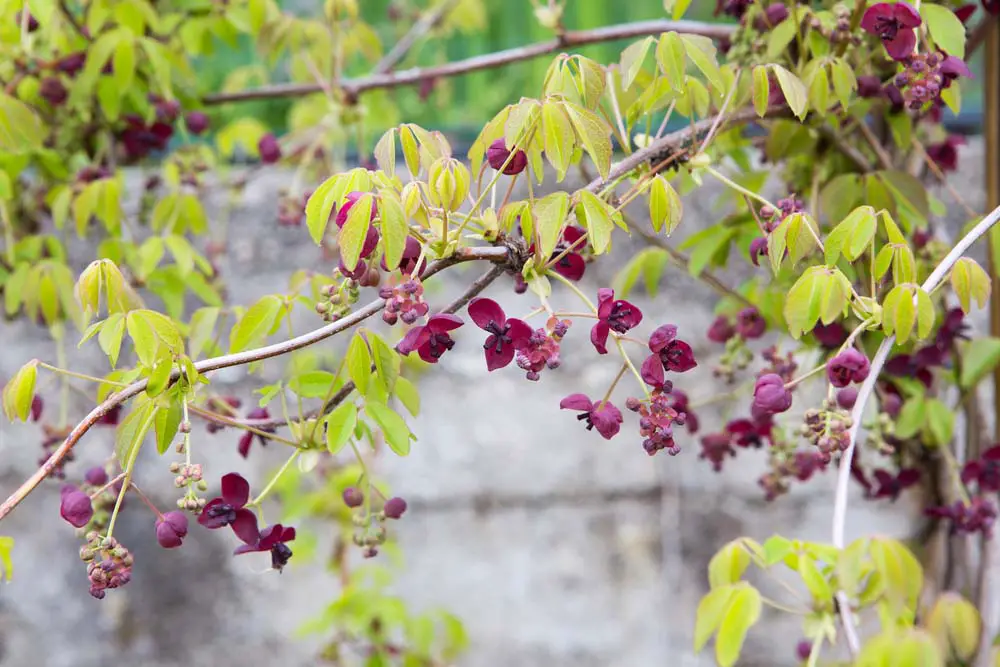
204;19;734;105
831;202;1000;654
249;449;302;506
0;247;508;523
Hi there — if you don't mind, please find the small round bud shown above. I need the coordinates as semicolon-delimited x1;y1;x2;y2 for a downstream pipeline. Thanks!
169;462;182;473
343;487;364;508
383;497;407;520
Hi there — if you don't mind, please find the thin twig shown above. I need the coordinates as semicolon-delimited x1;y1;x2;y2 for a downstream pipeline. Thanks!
57;0;88;40
204;19;734;105
817;126;875;173
855;121;894;170
372;0;459;75
831;203;1000;655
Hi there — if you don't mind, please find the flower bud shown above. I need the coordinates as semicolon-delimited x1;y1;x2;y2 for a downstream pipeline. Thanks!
836;387;858;410
258;133;281;164
85;467;109;487
343;487;364;508
486;139;527;175
60;487;94;528
751;373;792;420
185;111;210;135
827;349;871;388
155;511;189;548
427;157;470;211
707;316;736;343
383;497;407;519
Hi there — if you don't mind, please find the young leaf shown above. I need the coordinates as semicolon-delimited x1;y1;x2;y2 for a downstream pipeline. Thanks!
920;3;965;59
825;206;876;265
0;535;12;582
541;100;575;181
951;257;991;314
187;307;219;360
373;128;396;176
534;192;571;260
656;32;686;92
325;402;358;455
346;334;373;396
694;585;737;653
369;333;401;393
784;266;826;338
229;295;283;353
751;66;769;117
563;102;612;180
395;376;421;416
2;360;38;422
379;190;408;272
305;175;340;245
576;191;614;254
289;371;337;399
771;65;808;120
959;338;1000;389
680;34;725;94
708;541;751;589
830;59;857;109
154;398;182;455
620;37;654;90
924;398;954;447
366;402;412;456
648;176;682;235
882;284;916;344
339;193;374;272
115;399;156;467
715;584;762;667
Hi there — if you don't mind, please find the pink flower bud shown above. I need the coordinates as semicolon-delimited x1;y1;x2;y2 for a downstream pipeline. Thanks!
384;497;407;519
60;487;94;527
155;511;189;548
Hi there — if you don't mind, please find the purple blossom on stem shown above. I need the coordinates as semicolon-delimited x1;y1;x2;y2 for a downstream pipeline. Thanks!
868;468;921;501
751;373;792;420
861;2;922;61
238;407;274;458
233;519;297;572
198;473;258;544
962;445;1000;493
590;289;643;355
559;394;623;440
156;511;189;548
397;314;464;363
486;139;528;175
60;485;94;527
641;325;697;388
827;349;871;387
468;298;532;371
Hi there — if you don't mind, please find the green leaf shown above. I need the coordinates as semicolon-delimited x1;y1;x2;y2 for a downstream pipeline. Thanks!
921;3;965;59
541;100;575;181
2;360;37;422
680;34;725;94
0;93;44;153
767;19;797;59
339;193;374;273
762;535;794;566
115;399;155;467
830;59;856;110
685;226;736;278
576;191;614;254
145;351;173;398
798;556;833;604
694;585;737;652
304;176;339;245
656;32;686;92
771;65;808;120
112;37;136;93
784;266;827;338
125;311;157;365
563;102;612;180
825;206;876;265
715;585;762;667
807;66;830;113
369;333;401;394
959;338;1000;389
915;288;935;340
379;190;408;272
534;192;570;260
620;37;654;90
708;541;751;588
0;535;12;582
395;376;420;416
882;285;916;344
229;295;283;353
96;311;126;367
752;66;769;117
154;398;182;455
187;307;219;360
671;0;693;20
373;128;396;176
924;398;954;447
648;175;682;235
895;396;925;440
366;401;412;456
951;257;991;314
346;334;372;396
325;402;357;455
870;537;923;619
289;371;337;399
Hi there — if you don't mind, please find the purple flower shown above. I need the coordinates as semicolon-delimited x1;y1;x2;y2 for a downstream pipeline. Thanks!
85;467;109;487
726;416;773;448
707;315;735;343
468;298;532;371
827;349;871;387
752;3;789;30
384;497;407;519
156;511;189;548
550;226;587;281
736;308;766;339
397;313;464;363
751;373;792;420
486;139;528;175
700;433;736;472
836;387;859;409
749;237;768;267
258;133;281;164
198;473;258;544
869;468;920;500
238;407;274;458
233;520;297;572
590;289;643;354
962;446;1000;493
343;487;364;508
940;56;973;87
813;322;848;349
861;2;921;61
857;75;884;98
60;486;94;527
926;136;965;173
120;115;173;161
185;111;209;135
30;395;43;422
381;236;427;276
559;394;623;440
985;0;1000;17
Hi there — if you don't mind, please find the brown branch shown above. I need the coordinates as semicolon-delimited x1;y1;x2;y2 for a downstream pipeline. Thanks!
203;19;735;105
372;0;459;75
0;246;510;523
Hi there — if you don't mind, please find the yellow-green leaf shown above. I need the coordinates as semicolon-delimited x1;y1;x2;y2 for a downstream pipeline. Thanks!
2;360;38;422
708;541;751;589
771;65;808;120
715;585;762;667
339;193;374;272
694;585;737;652
534;192;570;260
920;3;965;59
563;102;611;180
325;402;357;455
346;334;372;396
229;295;283;353
576;191;613;254
366;401;412;456
751;66;769;117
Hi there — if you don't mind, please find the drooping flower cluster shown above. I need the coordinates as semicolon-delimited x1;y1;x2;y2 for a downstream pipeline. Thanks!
962;446;1000;493
893;52;972;109
341;487;408;558
591;289;642;355
380;277;430;325
800;406;853;462
926;498;998;538
80;532;133;599
516;318;568;381
633;384;688;456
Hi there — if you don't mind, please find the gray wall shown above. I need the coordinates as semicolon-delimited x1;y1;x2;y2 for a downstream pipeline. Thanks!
0;139;990;666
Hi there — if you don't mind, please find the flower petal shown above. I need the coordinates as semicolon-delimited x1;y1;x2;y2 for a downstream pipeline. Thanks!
552;253;586;281
484;342;516;371
596;289;615;319
506;318;534;348
427;313;465;333
231;509;260;545
885;29;916;60
641;354;665;388
893;1;922;26
861;3;893;32
467;298;506;331
237;431;253;458
397;325;430;356
590;321;611;354
221;473;250;507
648;324;678;352
591;403;623;440
617;300;643;329
560;393;594;411
417;340;444;364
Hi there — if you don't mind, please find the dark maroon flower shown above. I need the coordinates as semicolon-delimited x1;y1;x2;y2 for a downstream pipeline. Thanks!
715;0;751;19
926;497;997;537
258;133;281;164
15;11;38;31
736;308;766;339
40;77;67;106
185;111;210;135
881;391;903;418
343;487;364;508
550;226;587;281
642;325;697;387
955;4;977;23
198;473;257;540
857;75;884;98
590;289;643;355
56;51;86;76
155;511;189;548
468;298;532;371
559;394;623;440
237;407;274;458
752;3;789;30
233;521;296;572
962;446;1000;493
912;228;932;250
985;0;1000;16
381;236;427;276
60;486;94;527
749;237;768;267
700;433;736;472
836;387;858;410
397;313;464;363
707;315;735;343
486;139;527;175
669;390;698;433
30;395;43;422
937;308;970;346
120;115;173;161
95;404;122;426
926;136;965;173
884;84;905;112
861;2;921;61
85;467;109;487
154;97;181;123
827;349;871;387
384;497;407;519
869;468;920;500
813;322;848;349
752;373;792;420
727;416;773;448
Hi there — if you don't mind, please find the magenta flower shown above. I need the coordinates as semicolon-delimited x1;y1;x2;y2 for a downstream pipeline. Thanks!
861;2;921;61
238;407;274;458
590;289;643;355
749;237;768;267
559;394;623;440
813;322;848;349
700;433;736;472
120;115;173;161
707;316;735;343
198;473;258;544
940;56;973;87
642;325;697;388
870;468;921;501
60;485;94;527
751;373;792;419
468;298;532;370
752;3;789;30
397;313;464;363
258;133;281;164
962;446;1000;493
233;520;297;572
726;415;773;448
486;139;527;175
343;487;364;508
736;307;766;339
30;395;43;422
836;387;859;409
155;511;189;548
384;497;407;519
926;136;965;173
550;226;587;281
827;349;871;387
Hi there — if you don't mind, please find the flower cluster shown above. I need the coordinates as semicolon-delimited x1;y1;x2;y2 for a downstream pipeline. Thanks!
342;487;408;558
80;532;133;599
632;385;688;456
380;277;430;325
926;498;998;538
861;2;922;61
893;52;971;109
800;406;853;462
516;318;568;381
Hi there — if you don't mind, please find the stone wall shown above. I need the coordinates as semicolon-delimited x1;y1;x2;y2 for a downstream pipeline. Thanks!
0;139;990;667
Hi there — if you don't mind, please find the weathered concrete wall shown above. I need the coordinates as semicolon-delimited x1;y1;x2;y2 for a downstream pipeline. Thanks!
0;139;990;667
